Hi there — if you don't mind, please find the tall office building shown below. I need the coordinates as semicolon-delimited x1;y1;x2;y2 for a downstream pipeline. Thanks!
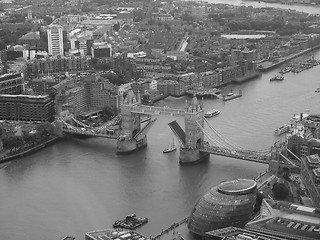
47;25;64;56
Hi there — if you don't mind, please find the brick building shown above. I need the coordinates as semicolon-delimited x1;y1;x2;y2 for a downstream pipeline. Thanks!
0;73;24;95
0;94;55;122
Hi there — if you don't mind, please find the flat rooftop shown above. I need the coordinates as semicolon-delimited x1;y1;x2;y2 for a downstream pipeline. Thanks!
85;229;147;240
306;154;320;165
217;179;257;195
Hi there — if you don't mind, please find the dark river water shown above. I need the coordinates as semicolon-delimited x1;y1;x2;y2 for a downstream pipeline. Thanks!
1;51;320;240
208;0;320;15
2;6;320;238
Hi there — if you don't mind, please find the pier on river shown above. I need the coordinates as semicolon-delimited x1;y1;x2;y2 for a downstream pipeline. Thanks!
150;218;189;240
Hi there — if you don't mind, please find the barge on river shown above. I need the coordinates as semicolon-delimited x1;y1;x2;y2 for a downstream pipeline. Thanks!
222;90;242;101
113;214;148;230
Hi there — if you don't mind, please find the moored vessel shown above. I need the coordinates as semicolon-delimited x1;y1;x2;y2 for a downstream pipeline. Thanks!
270;74;284;81
274;124;290;135
279;67;291;74
204;109;220;118
113;214;148;230
222;90;242;101
315;87;320;93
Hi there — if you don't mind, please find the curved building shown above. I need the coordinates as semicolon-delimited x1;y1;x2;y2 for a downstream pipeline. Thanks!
188;179;257;237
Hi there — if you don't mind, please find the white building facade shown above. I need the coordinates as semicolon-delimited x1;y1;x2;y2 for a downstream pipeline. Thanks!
47;25;64;56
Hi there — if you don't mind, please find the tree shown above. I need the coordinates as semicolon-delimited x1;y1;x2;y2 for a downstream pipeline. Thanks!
164;23;171;31
0;41;6;51
101;106;115;122
272;182;289;200
23;132;39;146
113;22;120;32
3;136;16;152
36;122;54;139
13;136;24;150
43;16;53;25
0;126;3;151
0;126;3;139
3;135;24;151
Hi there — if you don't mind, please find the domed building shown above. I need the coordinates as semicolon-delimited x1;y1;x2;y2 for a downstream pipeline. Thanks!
188;179;257;237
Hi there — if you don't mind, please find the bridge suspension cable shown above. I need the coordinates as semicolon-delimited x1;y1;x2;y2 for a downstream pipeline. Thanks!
279;152;299;167
204;118;245;150
204;118;271;155
196;121;231;149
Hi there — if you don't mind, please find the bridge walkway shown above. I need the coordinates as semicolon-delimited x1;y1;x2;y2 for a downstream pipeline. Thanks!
131;105;186;117
63;127;118;139
200;145;270;164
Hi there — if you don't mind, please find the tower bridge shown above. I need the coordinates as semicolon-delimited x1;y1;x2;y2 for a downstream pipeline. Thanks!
54;90;281;165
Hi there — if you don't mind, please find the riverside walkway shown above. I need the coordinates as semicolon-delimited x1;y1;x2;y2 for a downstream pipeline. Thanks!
150;217;188;240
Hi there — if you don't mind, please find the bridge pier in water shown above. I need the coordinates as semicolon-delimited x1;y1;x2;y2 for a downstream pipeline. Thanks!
116;90;148;154
179;95;209;164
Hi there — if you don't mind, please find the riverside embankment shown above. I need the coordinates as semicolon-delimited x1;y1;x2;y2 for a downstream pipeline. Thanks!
258;45;320;72
0;136;59;164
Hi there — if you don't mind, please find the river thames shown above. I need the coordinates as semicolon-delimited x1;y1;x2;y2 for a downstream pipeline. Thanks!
1;50;320;239
208;0;320;14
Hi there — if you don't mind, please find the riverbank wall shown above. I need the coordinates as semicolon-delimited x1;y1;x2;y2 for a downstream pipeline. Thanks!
258;44;320;72
0;136;60;164
232;71;262;84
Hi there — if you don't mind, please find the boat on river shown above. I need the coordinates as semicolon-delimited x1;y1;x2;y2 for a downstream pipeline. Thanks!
204;109;220;118
113;214;148;229
223;90;242;101
270;74;284;81
163;134;177;153
279;67;291;74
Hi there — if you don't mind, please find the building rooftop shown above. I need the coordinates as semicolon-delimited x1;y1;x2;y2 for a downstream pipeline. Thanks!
85;228;147;240
0;94;49;99
19;31;40;40
306;154;320;165
82;19;122;26
245;199;320;240
217;179;257;195
312;168;320;178
32;76;56;83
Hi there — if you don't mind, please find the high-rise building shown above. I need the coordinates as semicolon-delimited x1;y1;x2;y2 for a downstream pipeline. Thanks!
47;25;64;56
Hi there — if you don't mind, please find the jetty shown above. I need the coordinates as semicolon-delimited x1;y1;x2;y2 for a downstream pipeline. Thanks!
186;88;222;99
150;217;188;240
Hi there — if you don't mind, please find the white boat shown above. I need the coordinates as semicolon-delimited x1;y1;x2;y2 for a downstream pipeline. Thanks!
274;124;290;135
291;113;309;122
315;87;320;93
163;134;177;153
270;74;284;81
204;109;220;118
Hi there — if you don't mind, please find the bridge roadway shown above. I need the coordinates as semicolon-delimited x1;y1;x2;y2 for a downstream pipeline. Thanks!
63;128;118;139
200;145;270;164
130;105;186;117
63;127;118;139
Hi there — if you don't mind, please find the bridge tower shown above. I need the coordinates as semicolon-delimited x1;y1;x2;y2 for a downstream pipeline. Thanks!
180;95;209;164
117;90;146;153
